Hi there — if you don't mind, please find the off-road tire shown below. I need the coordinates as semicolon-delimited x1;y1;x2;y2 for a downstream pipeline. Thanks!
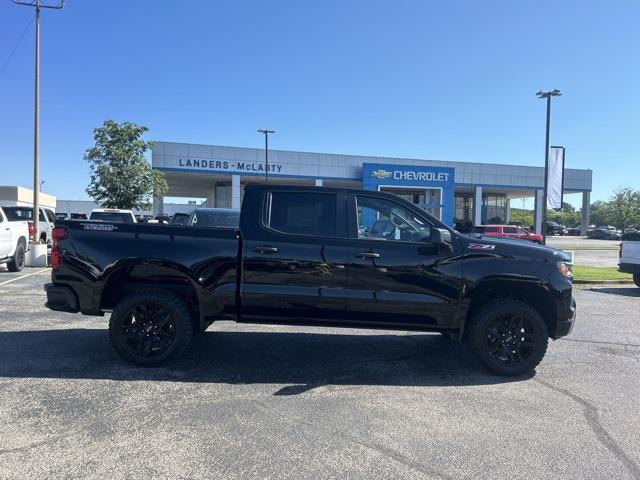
466;299;548;376
109;289;193;367
7;242;25;272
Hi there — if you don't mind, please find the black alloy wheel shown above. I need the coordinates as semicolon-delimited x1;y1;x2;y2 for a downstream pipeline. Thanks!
467;299;548;376
120;303;177;358
109;290;193;366
484;314;536;366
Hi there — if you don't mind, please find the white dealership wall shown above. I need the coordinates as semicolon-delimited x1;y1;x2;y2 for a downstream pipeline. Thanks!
0;186;56;209
152;141;593;232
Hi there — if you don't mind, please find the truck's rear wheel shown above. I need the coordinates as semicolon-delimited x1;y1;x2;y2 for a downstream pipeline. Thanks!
633;273;640;288
466;299;548;376
7;243;25;272
109;289;193;366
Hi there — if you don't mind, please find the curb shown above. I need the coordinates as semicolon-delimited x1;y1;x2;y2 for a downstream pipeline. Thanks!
573;279;634;285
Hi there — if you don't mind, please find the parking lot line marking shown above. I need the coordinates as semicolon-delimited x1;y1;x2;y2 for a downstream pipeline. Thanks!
0;268;49;287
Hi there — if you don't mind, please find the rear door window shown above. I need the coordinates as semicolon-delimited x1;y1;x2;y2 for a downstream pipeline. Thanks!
484;226;499;233
268;192;337;237
503;226;518;234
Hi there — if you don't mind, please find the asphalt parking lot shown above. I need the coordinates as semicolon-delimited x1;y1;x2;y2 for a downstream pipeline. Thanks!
547;236;620;268
1;268;639;479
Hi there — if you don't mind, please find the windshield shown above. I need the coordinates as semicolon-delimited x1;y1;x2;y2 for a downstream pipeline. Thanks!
89;212;135;223
190;210;240;228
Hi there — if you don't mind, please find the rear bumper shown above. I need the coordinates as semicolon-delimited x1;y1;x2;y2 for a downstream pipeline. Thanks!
619;262;640;274
552;296;576;339
44;283;79;313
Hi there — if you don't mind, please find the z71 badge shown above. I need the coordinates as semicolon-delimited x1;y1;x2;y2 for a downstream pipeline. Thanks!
468;243;495;250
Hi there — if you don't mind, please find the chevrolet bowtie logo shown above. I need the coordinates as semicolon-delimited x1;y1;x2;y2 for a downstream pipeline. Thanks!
371;169;392;179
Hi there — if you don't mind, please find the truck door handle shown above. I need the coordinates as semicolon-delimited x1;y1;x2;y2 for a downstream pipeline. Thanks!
355;251;380;259
253;246;278;254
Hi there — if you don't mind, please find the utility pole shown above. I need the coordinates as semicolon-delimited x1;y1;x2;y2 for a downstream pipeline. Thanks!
258;129;275;183
11;0;64;244
536;89;561;245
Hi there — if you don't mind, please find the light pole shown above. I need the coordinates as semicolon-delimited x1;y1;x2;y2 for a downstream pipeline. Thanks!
12;0;64;244
536;89;561;245
258;129;275;183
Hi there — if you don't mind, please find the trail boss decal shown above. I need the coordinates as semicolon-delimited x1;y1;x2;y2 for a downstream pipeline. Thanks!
469;243;495;250
81;223;118;232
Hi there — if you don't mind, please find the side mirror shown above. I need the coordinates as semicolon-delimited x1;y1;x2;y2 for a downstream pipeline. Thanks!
432;228;452;245
432;228;453;255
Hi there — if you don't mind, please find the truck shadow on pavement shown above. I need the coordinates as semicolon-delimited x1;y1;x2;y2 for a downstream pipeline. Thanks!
0;328;530;394
588;287;640;298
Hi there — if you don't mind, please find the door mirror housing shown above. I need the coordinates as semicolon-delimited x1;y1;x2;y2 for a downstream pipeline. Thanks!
432;228;453;255
432;228;452;245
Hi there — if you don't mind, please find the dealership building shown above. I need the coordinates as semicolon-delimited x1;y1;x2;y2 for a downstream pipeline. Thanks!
151;141;593;233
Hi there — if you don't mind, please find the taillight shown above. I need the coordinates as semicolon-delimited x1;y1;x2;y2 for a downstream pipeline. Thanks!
28;221;34;239
51;226;68;269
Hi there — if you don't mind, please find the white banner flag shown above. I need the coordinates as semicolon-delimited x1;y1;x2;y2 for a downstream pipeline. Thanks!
547;146;565;209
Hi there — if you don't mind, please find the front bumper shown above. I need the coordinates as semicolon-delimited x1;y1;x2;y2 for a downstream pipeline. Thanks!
44;283;79;313
552;296;576;339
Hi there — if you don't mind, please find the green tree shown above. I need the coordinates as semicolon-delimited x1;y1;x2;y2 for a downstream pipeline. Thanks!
85;120;168;210
589;200;612;227
610;187;640;231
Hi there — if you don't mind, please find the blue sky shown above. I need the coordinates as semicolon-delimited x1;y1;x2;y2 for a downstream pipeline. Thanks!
1;0;638;206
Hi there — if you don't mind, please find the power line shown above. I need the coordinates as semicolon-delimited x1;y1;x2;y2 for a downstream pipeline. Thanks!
0;13;35;78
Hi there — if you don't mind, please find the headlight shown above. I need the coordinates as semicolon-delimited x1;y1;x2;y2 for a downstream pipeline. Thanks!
557;261;572;278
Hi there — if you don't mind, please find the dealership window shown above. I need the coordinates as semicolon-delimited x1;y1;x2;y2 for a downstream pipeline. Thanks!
378;187;442;220
215;182;231;209
483;194;507;224
454;195;473;231
356;195;431;242
268;192;336;236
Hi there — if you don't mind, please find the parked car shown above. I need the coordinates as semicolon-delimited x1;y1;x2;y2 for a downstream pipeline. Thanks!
188;208;240;228
472;224;542;244
89;208;137;224
545;221;567;236
587;226;621;240
565;227;582;236
621;230;640;242
56;212;88;221
45;185;576;376
2;206;56;244
619;239;640;287
170;213;191;226
0;206;29;272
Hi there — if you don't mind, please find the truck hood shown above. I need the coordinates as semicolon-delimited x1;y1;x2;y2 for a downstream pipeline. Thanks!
459;233;571;262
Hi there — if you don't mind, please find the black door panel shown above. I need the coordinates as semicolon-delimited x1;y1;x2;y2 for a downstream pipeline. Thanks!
346;240;461;326
241;191;349;321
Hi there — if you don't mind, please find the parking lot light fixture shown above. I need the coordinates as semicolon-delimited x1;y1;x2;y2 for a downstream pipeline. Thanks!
11;0;65;244
258;129;275;183
536;89;562;245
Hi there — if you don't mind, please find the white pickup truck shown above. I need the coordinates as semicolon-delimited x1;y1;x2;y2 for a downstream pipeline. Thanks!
619;235;640;287
1;206;57;244
0;206;29;272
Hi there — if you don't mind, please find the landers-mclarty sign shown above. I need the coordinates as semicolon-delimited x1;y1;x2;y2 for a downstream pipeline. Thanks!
175;157;283;174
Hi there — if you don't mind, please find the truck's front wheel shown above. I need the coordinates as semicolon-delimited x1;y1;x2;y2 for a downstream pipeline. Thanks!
109;289;193;366
466;299;548;376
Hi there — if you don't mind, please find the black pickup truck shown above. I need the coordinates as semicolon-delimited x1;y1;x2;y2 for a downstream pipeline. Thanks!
45;185;576;375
